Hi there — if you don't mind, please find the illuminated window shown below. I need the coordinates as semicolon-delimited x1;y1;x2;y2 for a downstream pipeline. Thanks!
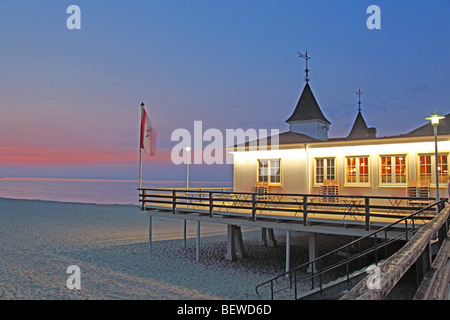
257;159;281;185
419;155;432;182
345;156;369;185
315;158;335;185
395;156;407;183
438;155;449;184
380;155;407;185
381;156;392;183
419;154;448;185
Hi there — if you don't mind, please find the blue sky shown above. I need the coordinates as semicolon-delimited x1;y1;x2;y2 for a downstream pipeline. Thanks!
0;0;449;181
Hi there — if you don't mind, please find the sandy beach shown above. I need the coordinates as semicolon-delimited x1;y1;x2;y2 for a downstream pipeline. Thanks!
1;196;443;301
0;197;317;300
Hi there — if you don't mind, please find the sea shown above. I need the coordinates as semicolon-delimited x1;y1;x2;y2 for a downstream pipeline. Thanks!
0;178;232;206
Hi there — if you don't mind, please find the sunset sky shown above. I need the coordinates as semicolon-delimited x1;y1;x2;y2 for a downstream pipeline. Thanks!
0;0;449;181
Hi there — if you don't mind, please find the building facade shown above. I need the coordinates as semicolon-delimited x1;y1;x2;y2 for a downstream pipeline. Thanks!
231;83;449;199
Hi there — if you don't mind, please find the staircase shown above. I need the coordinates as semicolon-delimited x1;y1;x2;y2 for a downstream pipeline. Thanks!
255;201;445;300
296;263;383;300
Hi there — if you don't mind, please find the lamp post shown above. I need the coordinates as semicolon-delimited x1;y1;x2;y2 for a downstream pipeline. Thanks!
426;114;445;213
185;146;192;189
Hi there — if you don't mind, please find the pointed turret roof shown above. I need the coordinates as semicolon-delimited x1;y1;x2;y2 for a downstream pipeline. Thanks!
347;111;369;139
286;83;331;124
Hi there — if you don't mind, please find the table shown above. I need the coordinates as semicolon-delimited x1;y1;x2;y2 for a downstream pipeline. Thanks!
342;197;362;220
388;198;404;215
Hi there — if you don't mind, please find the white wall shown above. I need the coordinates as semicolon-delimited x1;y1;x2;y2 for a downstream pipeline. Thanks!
232;149;307;194
232;139;450;198
307;140;450;198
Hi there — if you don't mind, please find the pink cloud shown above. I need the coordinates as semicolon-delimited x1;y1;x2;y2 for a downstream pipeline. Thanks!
0;145;172;166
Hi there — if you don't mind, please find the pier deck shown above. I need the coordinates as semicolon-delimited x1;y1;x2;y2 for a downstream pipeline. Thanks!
140;188;441;274
140;188;436;230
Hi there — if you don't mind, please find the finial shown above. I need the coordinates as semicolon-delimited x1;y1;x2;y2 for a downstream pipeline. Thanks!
298;51;311;83
356;89;363;112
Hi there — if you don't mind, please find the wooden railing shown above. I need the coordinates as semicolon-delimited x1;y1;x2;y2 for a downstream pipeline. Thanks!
139;188;441;231
255;200;448;300
341;203;449;300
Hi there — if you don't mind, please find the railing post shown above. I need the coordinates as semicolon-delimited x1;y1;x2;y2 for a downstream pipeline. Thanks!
303;195;308;226
172;190;177;214
365;197;370;231
374;233;378;264
209;192;213;217
270;280;274;300
405;218;409;241
252;193;256;221
345;246;350;282
437;206;448;246
416;242;432;286
437;200;444;213
140;189;147;210
384;230;388;258
319;260;323;292
294;271;298;300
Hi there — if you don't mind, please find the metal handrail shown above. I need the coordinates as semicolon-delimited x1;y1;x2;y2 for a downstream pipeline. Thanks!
139;187;436;200
139;188;439;228
254;199;447;300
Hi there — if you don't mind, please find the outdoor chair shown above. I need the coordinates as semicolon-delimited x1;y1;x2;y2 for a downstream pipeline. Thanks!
319;180;339;204
407;179;432;208
252;182;269;209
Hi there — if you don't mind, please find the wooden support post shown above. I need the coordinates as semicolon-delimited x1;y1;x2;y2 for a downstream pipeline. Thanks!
196;221;200;262
183;219;187;249
303;195;308;226
286;230;291;274
307;233;318;273
267;228;277;247
251;193;256;221
148;216;153;253
261;228;277;247
365;197;370;231
225;224;236;261
172;190;177;214
437;222;448;247
416;242;432;286
235;226;247;259
209;192;213;217
225;225;248;260
261;228;267;245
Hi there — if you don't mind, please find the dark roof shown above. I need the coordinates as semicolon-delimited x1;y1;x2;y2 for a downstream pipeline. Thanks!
286;83;331;124
232;131;320;149
404;113;450;137
232;112;449;150
347;111;369;139
275;131;321;145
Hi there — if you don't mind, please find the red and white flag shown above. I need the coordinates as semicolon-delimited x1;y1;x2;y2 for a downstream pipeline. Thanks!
140;106;156;156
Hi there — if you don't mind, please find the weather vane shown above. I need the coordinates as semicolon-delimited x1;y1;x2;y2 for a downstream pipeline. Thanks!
356;89;363;112
298;51;311;82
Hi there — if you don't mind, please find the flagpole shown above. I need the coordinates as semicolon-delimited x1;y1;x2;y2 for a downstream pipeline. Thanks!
139;102;144;190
